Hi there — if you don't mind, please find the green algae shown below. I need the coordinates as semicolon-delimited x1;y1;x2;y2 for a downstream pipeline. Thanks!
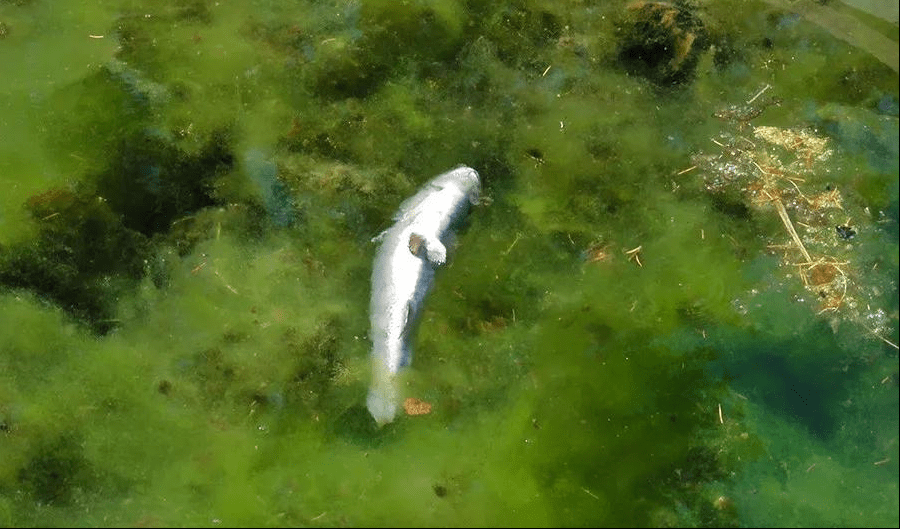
1;0;898;526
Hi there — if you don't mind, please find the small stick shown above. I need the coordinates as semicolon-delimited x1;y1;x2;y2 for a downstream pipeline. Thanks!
750;160;769;175
858;322;899;350
624;246;643;267
773;198;812;262
503;233;522;255
746;84;771;104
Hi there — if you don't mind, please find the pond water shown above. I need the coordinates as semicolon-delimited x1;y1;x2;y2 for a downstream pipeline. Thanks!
0;0;897;526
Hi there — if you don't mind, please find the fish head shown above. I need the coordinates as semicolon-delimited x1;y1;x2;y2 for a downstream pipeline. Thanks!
456;166;481;205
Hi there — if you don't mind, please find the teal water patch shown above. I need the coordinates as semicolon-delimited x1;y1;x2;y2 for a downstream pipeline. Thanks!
814;102;900;175
242;148;296;227
0;0;897;526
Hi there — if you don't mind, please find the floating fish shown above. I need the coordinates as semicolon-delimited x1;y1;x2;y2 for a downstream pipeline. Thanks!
367;166;480;425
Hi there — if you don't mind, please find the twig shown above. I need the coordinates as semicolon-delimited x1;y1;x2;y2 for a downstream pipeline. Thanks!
773;198;811;262
503;232;522;255
857;321;899;350
625;246;643;267
746;84;771;104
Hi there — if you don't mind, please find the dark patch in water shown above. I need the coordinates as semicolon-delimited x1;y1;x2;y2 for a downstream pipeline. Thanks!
711;322;854;439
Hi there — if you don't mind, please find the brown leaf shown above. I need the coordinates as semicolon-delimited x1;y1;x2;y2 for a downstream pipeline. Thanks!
403;397;432;416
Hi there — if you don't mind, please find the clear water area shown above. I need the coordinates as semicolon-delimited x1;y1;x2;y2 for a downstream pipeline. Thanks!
0;0;896;526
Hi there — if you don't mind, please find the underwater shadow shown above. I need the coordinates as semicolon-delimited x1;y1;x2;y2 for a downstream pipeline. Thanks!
712;321;857;440
330;404;402;449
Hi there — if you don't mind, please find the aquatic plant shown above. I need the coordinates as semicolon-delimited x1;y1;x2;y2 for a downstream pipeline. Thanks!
0;0;896;526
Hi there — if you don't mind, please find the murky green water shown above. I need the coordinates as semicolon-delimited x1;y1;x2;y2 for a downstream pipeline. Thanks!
1;0;897;526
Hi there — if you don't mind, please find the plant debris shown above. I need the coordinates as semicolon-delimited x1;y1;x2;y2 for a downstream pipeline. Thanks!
403;397;432;416
691;89;897;349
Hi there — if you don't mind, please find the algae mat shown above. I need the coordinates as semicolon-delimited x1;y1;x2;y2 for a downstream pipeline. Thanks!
0;0;897;526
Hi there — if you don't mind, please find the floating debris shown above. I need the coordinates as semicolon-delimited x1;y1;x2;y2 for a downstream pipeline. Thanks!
713;94;783;127
691;88;897;348
835;225;856;240
403;397;432;416
583;241;612;264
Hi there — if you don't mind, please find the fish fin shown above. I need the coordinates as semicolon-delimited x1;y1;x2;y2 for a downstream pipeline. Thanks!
367;371;399;426
424;236;447;265
371;228;389;243
408;232;445;265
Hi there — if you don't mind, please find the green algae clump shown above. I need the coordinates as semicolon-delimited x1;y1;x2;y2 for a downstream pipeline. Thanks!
0;0;896;526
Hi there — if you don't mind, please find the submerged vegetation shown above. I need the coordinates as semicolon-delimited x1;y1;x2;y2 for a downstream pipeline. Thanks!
0;0;896;526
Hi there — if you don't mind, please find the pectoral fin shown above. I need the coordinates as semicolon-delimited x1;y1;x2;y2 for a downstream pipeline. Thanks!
408;233;446;265
424;237;447;265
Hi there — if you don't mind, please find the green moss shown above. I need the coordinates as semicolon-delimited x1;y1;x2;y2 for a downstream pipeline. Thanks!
0;0;896;526
359;0;466;64
17;433;93;506
0;188;149;333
